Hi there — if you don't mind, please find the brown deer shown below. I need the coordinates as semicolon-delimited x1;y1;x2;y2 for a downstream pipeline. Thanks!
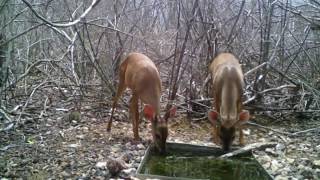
107;52;176;154
208;53;250;151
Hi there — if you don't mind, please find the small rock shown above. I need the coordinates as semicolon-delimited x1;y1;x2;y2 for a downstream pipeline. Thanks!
138;150;145;156
304;166;313;171
133;163;140;168
300;158;311;165
190;140;197;144
243;129;250;135
258;137;267;142
286;158;295;164
111;145;121;153
67;143;80;148
122;168;136;175
262;161;271;169
132;150;139;156
286;177;298;180
61;171;71;177
271;160;282;172
96;161;107;169
265;148;277;156
259;155;272;163
95;170;108;177
297;164;305;170
276;143;285;151
137;143;145;149
130;177;141;180
125;142;132;149
60;161;69;168
173;139;183;143
313;160;320;167
135;157;142;163
304;143;311;147
281;167;291;176
274;175;290;180
83;127;89;131
76;135;85;139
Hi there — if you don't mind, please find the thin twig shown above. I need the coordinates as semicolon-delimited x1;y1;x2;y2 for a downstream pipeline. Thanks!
17;80;52;123
176;93;211;108
218;142;277;158
21;0;101;27
244;62;267;77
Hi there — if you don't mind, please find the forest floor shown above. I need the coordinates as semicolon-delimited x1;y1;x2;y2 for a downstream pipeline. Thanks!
1;98;320;179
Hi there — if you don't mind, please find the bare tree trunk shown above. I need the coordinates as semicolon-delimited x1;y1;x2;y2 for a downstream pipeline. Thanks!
253;0;274;103
168;0;199;106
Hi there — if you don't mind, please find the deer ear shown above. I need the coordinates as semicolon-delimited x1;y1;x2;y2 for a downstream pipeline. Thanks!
208;110;219;125
144;104;155;121
238;110;250;124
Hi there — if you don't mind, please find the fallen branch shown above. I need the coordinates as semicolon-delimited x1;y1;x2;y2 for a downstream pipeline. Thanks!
289;126;320;137
243;95;256;105
258;84;296;94
218;142;277;158
191;116;207;121
194;98;213;103
247;122;292;135
243;84;296;105
247;122;320;137
244;62;267;77
0;123;14;132
245;105;294;111
21;0;101;27
0;144;20;151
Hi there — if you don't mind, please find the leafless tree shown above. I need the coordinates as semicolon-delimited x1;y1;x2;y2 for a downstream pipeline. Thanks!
0;0;319;125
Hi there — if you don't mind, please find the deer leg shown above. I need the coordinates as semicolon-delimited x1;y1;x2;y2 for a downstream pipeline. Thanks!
107;79;126;132
130;94;140;141
212;126;221;145
212;95;221;145
239;127;245;146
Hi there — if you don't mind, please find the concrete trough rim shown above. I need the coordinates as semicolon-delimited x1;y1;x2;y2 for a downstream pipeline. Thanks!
135;142;274;180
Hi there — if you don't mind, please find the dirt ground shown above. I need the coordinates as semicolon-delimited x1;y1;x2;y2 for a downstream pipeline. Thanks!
1;102;320;179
